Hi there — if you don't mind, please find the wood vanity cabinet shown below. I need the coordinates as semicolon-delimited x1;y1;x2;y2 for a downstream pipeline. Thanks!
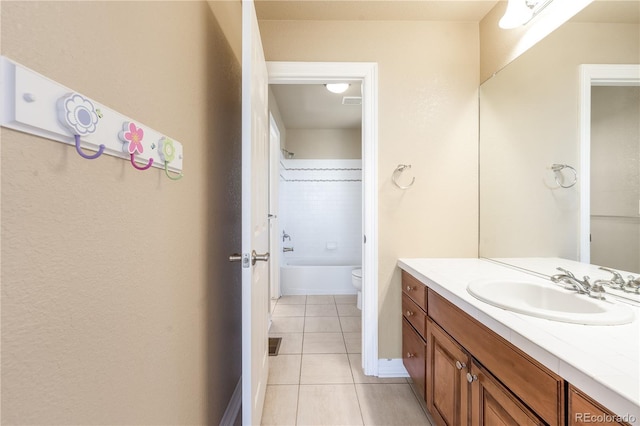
401;271;428;400
401;270;564;426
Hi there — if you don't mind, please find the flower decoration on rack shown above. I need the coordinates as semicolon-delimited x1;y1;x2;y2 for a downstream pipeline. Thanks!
59;93;99;135
119;121;145;155
118;121;153;171
158;136;183;180
158;136;176;163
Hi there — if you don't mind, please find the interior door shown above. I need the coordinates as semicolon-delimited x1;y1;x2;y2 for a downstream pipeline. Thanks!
241;0;270;424
268;114;281;304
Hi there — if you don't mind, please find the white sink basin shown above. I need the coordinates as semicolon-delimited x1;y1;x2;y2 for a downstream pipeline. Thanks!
467;280;635;325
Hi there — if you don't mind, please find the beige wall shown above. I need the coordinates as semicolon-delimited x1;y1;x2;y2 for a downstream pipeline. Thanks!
286;128;361;159
1;1;242;423
479;21;640;260
259;20;479;358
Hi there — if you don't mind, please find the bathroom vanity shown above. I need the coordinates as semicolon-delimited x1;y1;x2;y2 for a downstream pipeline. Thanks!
398;258;639;426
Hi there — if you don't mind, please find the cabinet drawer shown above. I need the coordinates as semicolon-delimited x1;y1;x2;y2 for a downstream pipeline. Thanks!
402;293;426;339
428;289;564;426
402;318;426;400
402;270;427;310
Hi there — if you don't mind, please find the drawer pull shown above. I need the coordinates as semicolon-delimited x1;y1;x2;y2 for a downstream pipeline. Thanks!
407;352;415;358
406;285;414;291
455;361;466;370
466;373;478;383
406;310;414;316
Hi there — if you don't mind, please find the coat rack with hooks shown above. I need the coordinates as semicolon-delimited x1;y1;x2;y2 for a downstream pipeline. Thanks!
0;56;184;179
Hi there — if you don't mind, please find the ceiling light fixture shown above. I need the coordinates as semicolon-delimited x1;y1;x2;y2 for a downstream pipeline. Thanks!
499;0;554;29
325;83;350;94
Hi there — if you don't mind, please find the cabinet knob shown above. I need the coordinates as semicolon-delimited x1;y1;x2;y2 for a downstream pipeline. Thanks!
455;360;466;370
406;285;414;291
406;310;414;317
466;372;478;383
407;352;415;358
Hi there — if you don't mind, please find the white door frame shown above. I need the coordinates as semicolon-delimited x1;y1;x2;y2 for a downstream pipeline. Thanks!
267;61;379;376
269;113;281;303
578;64;640;263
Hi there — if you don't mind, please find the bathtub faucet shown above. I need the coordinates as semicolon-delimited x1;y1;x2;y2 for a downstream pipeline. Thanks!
283;247;294;253
282;230;291;242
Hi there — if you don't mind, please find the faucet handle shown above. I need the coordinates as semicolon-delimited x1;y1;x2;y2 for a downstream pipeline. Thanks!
556;267;575;278
599;267;625;285
589;280;606;300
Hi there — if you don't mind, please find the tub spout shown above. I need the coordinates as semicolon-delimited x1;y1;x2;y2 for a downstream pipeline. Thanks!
283;247;294;253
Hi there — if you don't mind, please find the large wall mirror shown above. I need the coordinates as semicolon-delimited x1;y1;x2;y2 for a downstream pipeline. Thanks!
479;1;640;274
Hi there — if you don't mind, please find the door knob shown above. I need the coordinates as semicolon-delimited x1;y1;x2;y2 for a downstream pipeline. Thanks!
229;253;242;262
251;250;270;265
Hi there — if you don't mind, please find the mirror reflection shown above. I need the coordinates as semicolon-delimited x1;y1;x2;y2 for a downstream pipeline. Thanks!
479;1;640;273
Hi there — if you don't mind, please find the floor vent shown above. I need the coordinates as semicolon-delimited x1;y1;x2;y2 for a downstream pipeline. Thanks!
268;337;282;356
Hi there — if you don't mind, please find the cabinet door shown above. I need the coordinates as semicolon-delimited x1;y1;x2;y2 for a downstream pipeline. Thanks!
469;360;543;426
568;385;630;426
402;318;426;400
427;319;469;426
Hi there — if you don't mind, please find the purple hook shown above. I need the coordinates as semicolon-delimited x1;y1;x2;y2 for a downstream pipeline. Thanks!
74;135;105;160
130;154;153;171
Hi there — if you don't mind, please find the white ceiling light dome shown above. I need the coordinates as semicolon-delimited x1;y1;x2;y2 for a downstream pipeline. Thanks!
325;83;350;94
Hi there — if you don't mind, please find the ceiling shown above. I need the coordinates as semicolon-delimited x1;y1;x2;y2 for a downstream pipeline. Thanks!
255;1;500;22
271;83;363;129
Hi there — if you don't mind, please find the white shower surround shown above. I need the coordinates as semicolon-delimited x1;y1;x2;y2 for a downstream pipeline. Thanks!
279;159;362;295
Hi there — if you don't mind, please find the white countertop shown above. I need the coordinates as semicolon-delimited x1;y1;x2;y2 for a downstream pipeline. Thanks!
397;258;640;422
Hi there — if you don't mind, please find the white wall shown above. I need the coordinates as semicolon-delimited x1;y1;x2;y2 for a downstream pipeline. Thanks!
279;160;362;265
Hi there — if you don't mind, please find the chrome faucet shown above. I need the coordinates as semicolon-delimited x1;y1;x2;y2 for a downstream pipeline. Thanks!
550;267;593;295
282;230;291;242
598;266;626;289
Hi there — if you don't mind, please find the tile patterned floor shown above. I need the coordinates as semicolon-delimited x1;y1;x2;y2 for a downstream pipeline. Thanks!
262;295;434;426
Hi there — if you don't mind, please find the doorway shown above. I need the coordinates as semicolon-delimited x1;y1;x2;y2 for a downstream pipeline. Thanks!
268;61;379;376
579;64;640;273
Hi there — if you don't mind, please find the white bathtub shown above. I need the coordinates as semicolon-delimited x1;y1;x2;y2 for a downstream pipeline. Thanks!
280;259;360;295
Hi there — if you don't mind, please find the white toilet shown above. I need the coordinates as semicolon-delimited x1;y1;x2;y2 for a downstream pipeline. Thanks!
351;268;362;310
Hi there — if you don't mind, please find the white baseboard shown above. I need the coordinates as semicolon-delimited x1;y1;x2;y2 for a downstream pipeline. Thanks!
220;376;242;426
377;358;409;378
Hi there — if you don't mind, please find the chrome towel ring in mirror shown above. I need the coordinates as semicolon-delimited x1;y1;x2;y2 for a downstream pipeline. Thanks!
551;164;577;188
392;164;415;189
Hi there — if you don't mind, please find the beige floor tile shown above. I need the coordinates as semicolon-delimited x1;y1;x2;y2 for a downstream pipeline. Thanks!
343;332;362;354
306;304;338;317
348;354;407;384
261;385;299;426
337;304;362;317
269;333;303;354
306;295;335;305
334;294;357;304
340;316;362;332
273;304;306;317
356;383;432;425
304;316;342;333
277;295;307;305
300;354;354;384
303;332;346;354
297;385;363;426
268;354;302;385
270;317;305;333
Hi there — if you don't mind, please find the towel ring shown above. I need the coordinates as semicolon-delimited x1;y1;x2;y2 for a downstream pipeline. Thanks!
551;164;577;188
392;164;415;189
